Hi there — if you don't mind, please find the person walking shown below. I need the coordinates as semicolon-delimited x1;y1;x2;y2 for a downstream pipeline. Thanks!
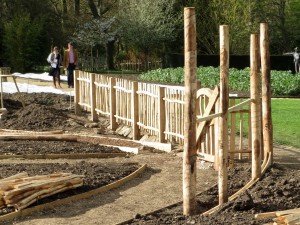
47;46;62;88
63;42;79;88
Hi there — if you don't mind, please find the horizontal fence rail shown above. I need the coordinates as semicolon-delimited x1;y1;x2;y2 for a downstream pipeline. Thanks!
74;70;252;163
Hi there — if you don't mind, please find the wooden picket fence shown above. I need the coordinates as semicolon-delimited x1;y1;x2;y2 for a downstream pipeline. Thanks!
74;70;253;163
115;60;162;72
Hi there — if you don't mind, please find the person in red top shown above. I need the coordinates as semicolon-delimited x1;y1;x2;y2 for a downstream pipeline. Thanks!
63;42;79;88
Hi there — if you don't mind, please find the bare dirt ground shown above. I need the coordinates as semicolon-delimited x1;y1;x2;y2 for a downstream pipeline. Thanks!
0;81;299;225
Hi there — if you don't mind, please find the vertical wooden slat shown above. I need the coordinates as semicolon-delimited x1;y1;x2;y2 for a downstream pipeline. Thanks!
239;99;244;159
132;81;139;140
250;33;262;179
218;25;229;205
183;7;197;216
158;86;166;143
230;98;236;167
74;70;81;115
248;108;252;159
214;99;220;170
90;73;98;122
260;22;273;164
110;77;117;130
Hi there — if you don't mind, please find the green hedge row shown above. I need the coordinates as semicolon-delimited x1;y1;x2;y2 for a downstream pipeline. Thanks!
140;67;300;96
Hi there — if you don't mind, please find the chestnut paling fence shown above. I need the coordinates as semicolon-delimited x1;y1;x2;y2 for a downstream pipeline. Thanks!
115;60;162;72
74;70;253;164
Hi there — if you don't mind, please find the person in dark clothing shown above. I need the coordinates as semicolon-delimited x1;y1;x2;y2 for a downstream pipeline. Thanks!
63;42;79;88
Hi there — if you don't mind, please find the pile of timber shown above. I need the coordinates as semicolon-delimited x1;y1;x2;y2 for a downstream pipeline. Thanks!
0;172;84;211
255;208;300;225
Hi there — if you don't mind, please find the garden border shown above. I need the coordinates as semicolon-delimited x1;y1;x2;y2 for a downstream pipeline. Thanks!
0;164;147;222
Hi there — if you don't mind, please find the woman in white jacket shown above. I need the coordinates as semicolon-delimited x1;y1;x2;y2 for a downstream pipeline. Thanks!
47;46;62;88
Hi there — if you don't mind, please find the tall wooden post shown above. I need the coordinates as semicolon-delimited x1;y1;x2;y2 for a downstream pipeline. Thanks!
260;23;273;164
218;25;229;205
250;34;262;179
183;7;197;216
90;73;98;122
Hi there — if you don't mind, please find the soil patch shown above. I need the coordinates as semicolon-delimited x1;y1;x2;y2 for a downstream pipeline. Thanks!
0;161;139;216
0;92;299;225
124;163;300;225
0;140;124;155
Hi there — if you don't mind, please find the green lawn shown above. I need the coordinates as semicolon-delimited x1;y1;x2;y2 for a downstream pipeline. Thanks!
272;99;300;148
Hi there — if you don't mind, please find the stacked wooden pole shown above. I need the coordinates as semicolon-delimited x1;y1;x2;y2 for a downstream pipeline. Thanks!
0;172;84;211
255;208;300;224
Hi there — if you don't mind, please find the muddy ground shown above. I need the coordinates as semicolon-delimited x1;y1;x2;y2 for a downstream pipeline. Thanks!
0;92;299;225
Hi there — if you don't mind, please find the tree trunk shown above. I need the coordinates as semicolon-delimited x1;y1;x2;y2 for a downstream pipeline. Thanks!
62;0;67;14
106;40;115;70
74;0;80;16
88;0;100;18
97;0;102;17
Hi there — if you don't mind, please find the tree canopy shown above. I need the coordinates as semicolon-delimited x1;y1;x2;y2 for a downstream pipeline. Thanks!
0;0;299;72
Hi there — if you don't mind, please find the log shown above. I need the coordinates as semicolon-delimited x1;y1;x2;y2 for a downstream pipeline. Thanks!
276;208;300;216
5;175;83;199
0;173;84;211
255;208;300;225
0;134;78;142
255;212;277;219
0;172;28;181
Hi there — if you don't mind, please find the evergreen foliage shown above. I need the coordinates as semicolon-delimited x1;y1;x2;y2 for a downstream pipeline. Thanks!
3;14;45;73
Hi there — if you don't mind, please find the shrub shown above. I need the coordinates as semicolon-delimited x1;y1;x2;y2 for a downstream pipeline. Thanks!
140;66;300;96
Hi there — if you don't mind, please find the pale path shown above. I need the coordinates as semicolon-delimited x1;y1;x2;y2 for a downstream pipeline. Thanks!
10;150;217;225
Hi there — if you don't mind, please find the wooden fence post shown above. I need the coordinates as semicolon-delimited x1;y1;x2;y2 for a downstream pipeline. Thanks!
132;81;140;140
250;33;262;179
90;73;98;122
158;86;166;143
74;70;81;115
218;25;229;205
260;23;273;164
110;77;117;131
183;7;197;216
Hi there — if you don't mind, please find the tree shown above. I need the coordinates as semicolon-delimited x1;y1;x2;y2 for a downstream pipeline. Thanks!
86;0;119;70
118;0;181;68
3;14;45;72
72;17;117;69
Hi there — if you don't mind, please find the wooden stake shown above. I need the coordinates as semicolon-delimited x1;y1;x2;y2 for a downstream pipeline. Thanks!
250;33;262;179
183;7;197;216
158;86;166;143
74;70;81;115
260;23;273;164
132;81;139;140
90;73;98;122
218;25;229;205
110;77;117;130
